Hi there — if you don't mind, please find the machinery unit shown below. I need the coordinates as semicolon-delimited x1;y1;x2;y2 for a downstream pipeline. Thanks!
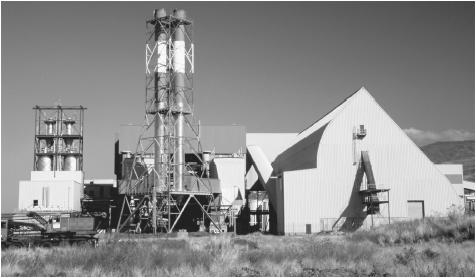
1;211;98;249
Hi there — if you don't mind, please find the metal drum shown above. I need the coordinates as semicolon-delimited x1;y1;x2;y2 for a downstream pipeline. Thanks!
63;155;77;171
36;155;52;171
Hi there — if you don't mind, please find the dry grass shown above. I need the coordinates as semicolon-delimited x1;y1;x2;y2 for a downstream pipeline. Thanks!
348;215;475;245
1;217;474;276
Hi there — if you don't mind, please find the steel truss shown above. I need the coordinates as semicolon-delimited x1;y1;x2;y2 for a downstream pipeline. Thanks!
116;10;221;234
33;106;85;172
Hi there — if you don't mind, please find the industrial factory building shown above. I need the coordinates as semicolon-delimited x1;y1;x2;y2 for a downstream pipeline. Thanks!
247;87;463;234
13;9;468;236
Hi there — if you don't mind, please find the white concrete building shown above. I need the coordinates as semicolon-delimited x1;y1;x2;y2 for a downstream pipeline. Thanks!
248;87;463;234
18;171;83;212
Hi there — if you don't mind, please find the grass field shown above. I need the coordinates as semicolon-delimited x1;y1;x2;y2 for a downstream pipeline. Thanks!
1;215;474;276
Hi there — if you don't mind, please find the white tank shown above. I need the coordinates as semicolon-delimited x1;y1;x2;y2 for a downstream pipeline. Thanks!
36;155;52;171
63;155;77;171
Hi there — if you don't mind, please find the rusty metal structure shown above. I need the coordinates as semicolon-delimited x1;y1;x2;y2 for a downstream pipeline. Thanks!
116;9;222;234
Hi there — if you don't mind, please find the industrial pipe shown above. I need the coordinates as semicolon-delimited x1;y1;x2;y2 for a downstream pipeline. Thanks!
173;9;187;191
153;8;167;234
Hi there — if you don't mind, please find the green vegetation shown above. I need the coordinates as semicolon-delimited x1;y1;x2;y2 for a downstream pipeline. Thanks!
2;216;474;276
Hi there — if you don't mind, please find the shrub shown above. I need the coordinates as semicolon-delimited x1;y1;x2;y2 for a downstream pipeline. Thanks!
348;215;475;245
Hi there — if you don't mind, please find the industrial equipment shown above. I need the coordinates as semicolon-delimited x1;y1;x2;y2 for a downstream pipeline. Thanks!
33;106;85;172
116;8;224;234
359;151;390;225
19;106;86;212
1;211;98;249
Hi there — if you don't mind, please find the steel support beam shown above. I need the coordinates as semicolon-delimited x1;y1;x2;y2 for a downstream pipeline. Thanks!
168;194;192;232
117;196;147;232
191;195;221;233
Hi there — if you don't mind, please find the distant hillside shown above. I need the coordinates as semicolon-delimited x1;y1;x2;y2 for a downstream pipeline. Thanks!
421;140;475;181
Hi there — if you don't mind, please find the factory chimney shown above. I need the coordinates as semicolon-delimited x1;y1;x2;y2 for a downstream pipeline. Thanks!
173;9;187;191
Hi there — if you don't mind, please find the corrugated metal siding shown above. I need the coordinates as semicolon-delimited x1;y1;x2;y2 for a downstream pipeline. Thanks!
283;168;320;234
276;176;285;235
246;133;298;162
277;88;462;233
314;89;462;220
209;157;245;206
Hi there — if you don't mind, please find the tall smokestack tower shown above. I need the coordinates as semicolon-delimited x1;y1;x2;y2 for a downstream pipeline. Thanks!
172;9;187;191
143;8;194;195
119;8;197;233
118;9;222;234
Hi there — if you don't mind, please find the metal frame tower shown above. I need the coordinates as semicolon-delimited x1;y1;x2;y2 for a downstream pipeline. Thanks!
33;106;86;172
116;9;222;234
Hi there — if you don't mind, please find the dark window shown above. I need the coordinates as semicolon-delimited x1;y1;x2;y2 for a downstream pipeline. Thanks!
33;200;39;207
100;187;104;198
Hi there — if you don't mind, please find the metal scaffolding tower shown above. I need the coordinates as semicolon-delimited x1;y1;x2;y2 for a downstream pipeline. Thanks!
33;106;86;172
116;9;221;234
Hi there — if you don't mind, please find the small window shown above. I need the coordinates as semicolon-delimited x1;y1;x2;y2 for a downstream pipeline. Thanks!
33;200;39;207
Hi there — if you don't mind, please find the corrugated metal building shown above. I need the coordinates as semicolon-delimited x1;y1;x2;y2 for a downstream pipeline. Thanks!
252;87;463;234
209;157;246;206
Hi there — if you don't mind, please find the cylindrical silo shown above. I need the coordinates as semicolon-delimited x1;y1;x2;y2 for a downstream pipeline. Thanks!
38;118;56;171
63;155;78;171
62;117;77;171
36;155;52;171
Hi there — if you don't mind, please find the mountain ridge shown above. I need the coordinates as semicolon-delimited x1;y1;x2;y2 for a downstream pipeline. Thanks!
421;140;474;182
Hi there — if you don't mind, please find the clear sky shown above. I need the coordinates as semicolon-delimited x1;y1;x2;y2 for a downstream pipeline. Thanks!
2;2;474;212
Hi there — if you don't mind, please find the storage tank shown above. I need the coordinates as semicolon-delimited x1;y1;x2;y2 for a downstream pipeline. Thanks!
36;155;52;171
62;117;78;171
63;155;78;171
37;118;56;171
